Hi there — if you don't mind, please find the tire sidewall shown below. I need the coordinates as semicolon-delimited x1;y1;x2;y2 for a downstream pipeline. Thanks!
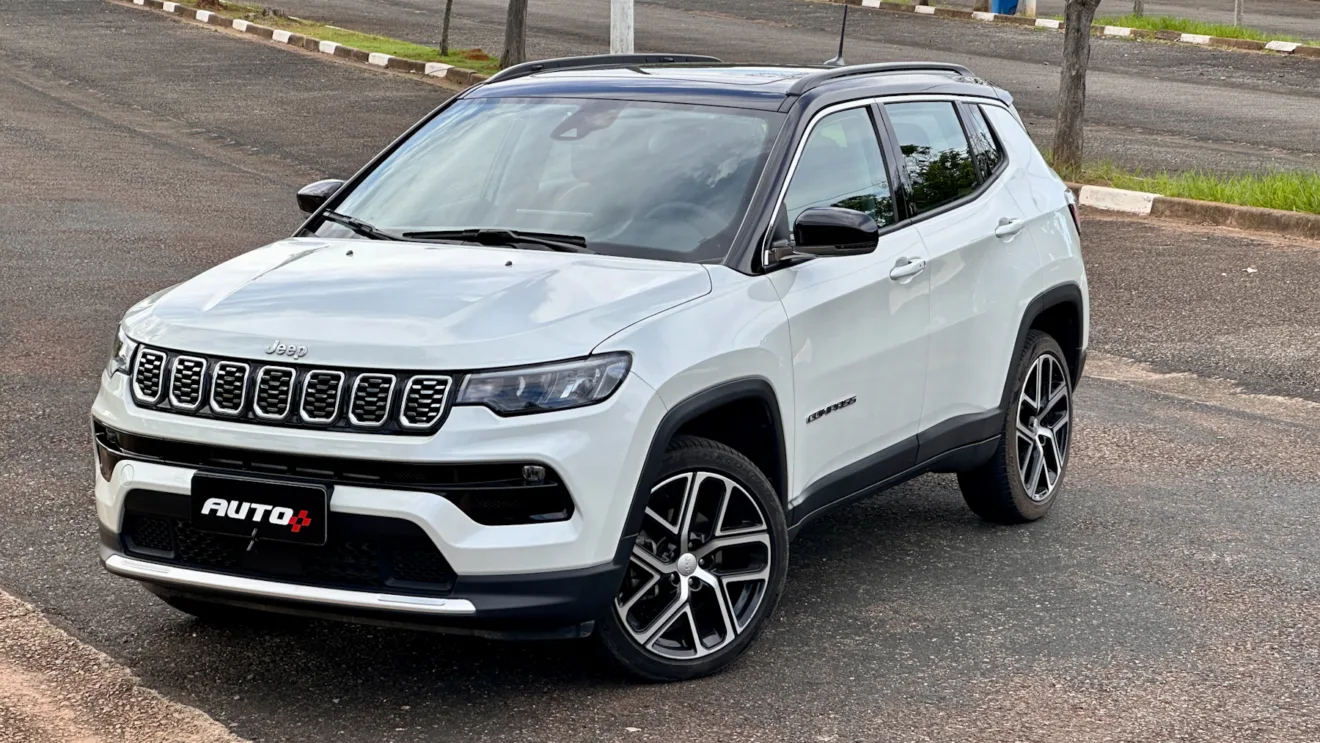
599;437;789;682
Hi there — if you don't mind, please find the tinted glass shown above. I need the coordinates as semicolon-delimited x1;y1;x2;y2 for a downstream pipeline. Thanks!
784;107;895;228
326;98;784;263
967;105;1005;181
886;102;979;214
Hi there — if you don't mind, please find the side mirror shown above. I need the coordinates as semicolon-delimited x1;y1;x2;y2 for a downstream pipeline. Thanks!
792;207;879;256
297;179;345;214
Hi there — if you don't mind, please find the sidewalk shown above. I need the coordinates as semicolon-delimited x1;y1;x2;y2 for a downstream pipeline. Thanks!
0;591;242;743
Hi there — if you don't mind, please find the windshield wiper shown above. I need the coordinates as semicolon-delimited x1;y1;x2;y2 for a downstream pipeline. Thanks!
320;210;402;241
402;228;595;254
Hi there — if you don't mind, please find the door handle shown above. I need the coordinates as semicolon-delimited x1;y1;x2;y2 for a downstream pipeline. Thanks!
889;257;927;281
995;217;1027;239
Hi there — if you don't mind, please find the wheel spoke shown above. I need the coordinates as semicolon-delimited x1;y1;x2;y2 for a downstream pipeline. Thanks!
1016;420;1036;443
694;568;737;653
1043;382;1068;416
692;531;770;562
631;544;675;575
640;584;690;646
1026;443;1045;495
617;569;661;616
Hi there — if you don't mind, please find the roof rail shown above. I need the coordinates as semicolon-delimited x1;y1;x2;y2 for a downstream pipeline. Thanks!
483;54;725;85
785;62;973;96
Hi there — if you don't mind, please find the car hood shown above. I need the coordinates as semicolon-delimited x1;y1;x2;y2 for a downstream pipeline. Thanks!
123;238;712;369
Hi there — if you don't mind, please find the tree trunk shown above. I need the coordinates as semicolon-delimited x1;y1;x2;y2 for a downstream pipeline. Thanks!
440;0;455;56
1133;0;1144;17
1051;0;1102;176
501;0;529;68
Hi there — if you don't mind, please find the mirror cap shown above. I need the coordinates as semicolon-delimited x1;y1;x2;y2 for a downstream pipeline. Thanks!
793;206;879;256
297;179;345;214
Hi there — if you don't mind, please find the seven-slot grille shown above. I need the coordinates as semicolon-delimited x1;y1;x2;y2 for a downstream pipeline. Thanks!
128;347;454;435
401;376;452;429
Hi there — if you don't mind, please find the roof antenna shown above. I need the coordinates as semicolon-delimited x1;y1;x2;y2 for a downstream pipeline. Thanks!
824;4;849;67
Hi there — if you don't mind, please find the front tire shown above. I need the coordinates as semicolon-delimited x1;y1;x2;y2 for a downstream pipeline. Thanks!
599;435;789;682
958;330;1074;523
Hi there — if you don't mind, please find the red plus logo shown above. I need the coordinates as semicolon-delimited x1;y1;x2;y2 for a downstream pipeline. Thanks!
289;510;313;533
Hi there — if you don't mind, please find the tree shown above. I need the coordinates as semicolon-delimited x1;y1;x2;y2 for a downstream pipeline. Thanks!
440;0;455;56
501;0;528;68
1051;0;1102;175
1133;0;1144;17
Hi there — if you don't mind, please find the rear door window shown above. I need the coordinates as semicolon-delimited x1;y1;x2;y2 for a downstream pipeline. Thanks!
885;101;979;215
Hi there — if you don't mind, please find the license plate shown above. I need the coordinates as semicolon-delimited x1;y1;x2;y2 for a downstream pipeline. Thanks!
190;473;328;546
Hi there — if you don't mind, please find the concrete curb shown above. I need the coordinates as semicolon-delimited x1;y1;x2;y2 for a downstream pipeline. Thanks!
835;0;1320;60
118;0;490;87
1067;182;1320;240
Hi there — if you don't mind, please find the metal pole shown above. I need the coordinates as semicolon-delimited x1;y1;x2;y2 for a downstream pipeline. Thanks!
611;0;634;54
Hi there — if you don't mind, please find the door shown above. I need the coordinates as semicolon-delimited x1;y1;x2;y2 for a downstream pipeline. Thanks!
766;105;932;512
883;100;1041;452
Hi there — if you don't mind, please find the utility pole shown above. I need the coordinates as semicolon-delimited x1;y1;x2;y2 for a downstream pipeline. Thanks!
440;0;454;56
1022;0;1037;18
1234;0;1243;26
611;0;634;54
1133;0;1144;17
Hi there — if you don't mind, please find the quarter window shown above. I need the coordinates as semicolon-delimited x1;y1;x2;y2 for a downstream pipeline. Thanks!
783;107;896;228
966;105;1005;181
885;101;979;215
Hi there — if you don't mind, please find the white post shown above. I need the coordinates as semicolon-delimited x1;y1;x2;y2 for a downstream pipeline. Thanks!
611;0;634;53
1022;0;1037;17
1233;0;1243;26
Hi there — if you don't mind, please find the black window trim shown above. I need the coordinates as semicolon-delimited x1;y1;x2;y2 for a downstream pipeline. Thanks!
758;97;913;272
875;95;1014;228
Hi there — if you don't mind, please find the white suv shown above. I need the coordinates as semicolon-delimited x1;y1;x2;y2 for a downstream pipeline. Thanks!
93;56;1088;681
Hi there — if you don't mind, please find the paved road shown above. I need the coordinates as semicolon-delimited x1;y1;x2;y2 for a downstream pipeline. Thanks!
268;0;1320;176
940;0;1320;40
3;1;1320;740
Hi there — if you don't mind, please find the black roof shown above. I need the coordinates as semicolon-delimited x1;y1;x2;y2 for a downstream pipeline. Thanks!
469;57;1008;112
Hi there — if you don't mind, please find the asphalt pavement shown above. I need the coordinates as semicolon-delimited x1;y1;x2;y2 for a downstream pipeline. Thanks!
2;1;1320;740
265;0;1320;176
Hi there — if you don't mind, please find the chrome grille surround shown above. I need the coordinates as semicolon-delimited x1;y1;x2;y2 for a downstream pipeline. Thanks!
299;370;346;424
131;348;167;404
168;356;207;411
349;373;396;428
400;375;453;430
253;366;296;421
209;361;250;416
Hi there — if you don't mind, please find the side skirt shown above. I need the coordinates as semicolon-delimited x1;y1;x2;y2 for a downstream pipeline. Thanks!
787;413;1003;537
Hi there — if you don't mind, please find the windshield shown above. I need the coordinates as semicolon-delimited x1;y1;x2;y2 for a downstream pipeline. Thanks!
320;97;785;262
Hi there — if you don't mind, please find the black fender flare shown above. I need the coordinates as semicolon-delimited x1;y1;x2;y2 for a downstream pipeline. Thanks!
610;377;788;566
998;283;1085;412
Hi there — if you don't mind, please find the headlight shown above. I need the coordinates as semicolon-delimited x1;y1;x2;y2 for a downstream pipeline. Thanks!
456;354;631;415
106;327;137;377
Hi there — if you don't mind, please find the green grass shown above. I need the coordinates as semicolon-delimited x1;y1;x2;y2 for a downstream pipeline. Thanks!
1080;162;1320;215
1091;13;1319;45
173;0;500;72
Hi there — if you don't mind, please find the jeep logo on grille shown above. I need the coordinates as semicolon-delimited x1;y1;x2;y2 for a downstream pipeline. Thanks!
200;498;314;533
265;341;308;359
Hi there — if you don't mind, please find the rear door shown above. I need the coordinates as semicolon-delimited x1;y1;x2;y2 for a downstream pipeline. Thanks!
766;103;931;511
881;99;1041;457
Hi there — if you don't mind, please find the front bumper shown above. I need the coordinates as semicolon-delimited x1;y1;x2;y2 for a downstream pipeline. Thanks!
92;367;666;630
